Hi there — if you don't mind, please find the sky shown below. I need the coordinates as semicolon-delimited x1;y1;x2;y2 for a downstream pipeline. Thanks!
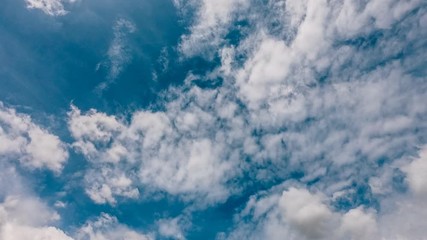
0;0;427;239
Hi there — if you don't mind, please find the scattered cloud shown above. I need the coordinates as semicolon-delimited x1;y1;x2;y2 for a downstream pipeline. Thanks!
10;0;427;239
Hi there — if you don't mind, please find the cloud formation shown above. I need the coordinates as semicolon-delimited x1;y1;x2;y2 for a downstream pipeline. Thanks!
76;213;153;240
8;0;426;238
0;102;68;173
0;195;73;240
224;186;378;240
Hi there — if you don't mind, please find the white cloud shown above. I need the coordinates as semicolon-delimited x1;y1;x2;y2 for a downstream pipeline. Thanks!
76;213;152;240
176;0;249;57
225;186;380;240
68;0;427;210
0;102;68;173
68;87;246;205
339;207;377;240
59;4;427;240
402;146;427;196
226;145;427;240
157;216;189;240
97;18;136;91
25;0;77;16
0;180;73;240
278;188;334;239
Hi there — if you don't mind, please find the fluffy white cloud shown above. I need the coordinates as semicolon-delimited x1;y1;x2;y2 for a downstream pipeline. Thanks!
278;188;334;239
157;216;189;240
58;7;427;240
373;146;427;239
0;102;68;173
25;0;77;16
68;0;427;211
76;213;152;240
68;86;246;205
402;146;427;196
225;186;379;240
226;145;427;240
0;173;73;240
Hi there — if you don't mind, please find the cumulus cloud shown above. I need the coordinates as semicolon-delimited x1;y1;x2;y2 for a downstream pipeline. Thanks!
225;149;427;240
25;0;77;16
68;0;427;213
0;196;73;240
225;186;379;240
76;213;153;240
0;166;151;240
157;215;190;240
58;2;427;239
0;102;68;173
68;85;246;205
402;146;427;196
0;167;73;240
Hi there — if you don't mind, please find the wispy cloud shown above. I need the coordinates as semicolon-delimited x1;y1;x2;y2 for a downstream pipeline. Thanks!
25;0;78;16
96;18;136;92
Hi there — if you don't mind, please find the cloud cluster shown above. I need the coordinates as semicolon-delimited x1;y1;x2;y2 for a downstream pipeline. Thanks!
0;163;151;240
0;102;68;173
26;0;424;238
225;146;427;240
68;84;247;205
224;186;378;240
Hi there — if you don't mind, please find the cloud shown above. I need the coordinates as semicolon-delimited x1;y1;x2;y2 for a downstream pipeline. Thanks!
96;18;136;91
373;146;427;239
67;1;427;213
0;102;68;173
175;0;249;58
68;86;246;205
0;165;150;240
0;167;73;240
402;146;427;196
0;196;73;240
25;0;77;16
76;213;153;240
157;215;190;240
224;186;378;240
225;146;427;240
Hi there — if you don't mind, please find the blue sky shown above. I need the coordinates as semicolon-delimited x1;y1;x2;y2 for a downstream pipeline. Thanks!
0;0;427;239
